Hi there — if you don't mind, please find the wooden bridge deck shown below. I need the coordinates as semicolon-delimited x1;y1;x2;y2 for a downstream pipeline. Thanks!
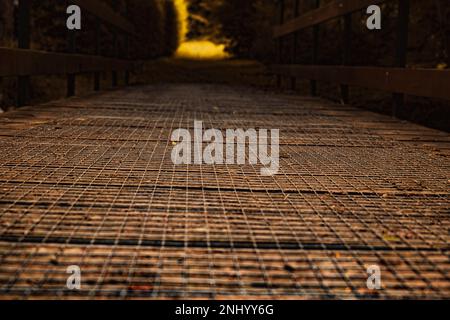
0;84;449;299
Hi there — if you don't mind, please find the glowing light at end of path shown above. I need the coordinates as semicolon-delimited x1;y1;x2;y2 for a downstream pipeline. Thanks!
175;40;230;60
173;1;229;60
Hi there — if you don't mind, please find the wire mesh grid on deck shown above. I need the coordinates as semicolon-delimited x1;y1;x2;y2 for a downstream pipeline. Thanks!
0;84;449;299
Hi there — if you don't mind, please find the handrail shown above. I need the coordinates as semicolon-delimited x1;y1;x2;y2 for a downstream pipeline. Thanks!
271;0;450;114
273;0;386;38
271;65;450;101
0;48;133;77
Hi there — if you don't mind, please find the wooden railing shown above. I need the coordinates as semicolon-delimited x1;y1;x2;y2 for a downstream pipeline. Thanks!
271;0;450;114
0;0;136;106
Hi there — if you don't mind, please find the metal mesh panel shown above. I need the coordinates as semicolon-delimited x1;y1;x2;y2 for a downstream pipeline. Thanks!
0;84;449;299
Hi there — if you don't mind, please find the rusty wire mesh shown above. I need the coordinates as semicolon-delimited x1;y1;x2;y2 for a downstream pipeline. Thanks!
0;84;449;299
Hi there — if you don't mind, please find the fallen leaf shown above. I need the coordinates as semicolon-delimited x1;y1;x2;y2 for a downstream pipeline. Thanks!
383;234;401;242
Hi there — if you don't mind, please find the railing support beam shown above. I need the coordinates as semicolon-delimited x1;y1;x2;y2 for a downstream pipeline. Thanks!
340;13;352;104
393;0;410;117
67;32;76;97
94;17;101;91
311;0;320;96
17;0;31;107
111;0;119;88
276;0;285;88
124;2;130;86
290;0;300;90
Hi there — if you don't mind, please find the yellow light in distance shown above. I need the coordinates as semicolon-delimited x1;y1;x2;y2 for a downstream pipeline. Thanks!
173;0;229;60
175;40;230;60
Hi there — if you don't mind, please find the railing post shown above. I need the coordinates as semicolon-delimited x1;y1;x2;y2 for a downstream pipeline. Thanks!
112;0;118;87
66;0;76;97
393;0;410;117
311;0;320;96
125;35;130;86
290;0;300;90
17;0;31;107
124;2;130;86
94;17;101;91
112;31;118;87
340;13;352;104
276;0;285;88
67;32;76;97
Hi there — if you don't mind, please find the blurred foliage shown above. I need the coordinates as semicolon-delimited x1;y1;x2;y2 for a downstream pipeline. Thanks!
0;0;180;58
0;0;181;109
186;0;449;67
186;0;276;61
217;0;276;60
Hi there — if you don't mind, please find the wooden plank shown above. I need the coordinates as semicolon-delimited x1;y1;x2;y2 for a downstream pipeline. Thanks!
273;0;386;38
0;48;133;77
271;65;450;100
72;0;135;34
